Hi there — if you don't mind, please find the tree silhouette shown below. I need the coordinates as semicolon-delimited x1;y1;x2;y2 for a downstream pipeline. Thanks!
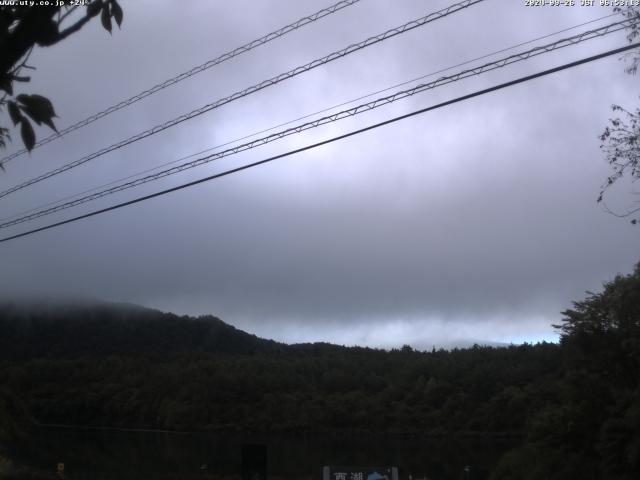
599;6;640;224
555;261;640;346
0;0;123;160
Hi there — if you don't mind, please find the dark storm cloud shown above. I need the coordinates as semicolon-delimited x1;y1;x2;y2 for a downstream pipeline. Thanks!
0;0;638;348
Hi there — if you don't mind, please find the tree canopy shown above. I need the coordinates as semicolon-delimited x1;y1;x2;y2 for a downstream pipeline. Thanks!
1;259;640;479
556;261;640;338
0;0;123;156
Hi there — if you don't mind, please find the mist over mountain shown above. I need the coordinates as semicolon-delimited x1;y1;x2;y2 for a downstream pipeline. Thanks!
0;299;511;360
0;299;284;360
1;267;638;480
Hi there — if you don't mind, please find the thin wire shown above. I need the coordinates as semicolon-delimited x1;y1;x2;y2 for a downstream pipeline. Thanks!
2;41;638;244
0;18;630;229
1;11;616;223
0;0;486;199
0;0;362;166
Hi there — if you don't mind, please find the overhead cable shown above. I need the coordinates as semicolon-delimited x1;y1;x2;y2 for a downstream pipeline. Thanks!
1;11;617;225
0;13;619;226
0;0;485;199
0;18;631;230
0;0;362;166
2;41;638;244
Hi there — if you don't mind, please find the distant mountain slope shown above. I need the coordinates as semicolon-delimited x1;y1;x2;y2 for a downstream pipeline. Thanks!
0;300;283;359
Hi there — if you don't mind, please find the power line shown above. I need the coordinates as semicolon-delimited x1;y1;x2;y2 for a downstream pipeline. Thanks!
0;0;362;166
0;18;631;230
0;0;486;200
2;41;638;244
0;11;617;225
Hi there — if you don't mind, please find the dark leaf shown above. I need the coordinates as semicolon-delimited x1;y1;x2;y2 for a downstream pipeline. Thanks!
0;75;13;95
101;4;112;33
40;116;57;132
19;94;56;117
111;0;123;27
44;117;57;132
16;94;57;131
23;108;58;131
0;15;8;44
20;105;42;126
34;18;59;47
87;0;102;17
7;101;22;126
20;118;35;151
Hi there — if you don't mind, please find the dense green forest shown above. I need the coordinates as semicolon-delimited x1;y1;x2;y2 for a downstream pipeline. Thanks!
0;263;638;479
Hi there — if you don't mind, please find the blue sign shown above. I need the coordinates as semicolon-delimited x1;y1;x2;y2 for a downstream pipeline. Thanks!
323;466;399;480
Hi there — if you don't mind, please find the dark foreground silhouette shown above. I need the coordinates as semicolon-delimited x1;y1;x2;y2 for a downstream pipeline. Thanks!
0;263;638;479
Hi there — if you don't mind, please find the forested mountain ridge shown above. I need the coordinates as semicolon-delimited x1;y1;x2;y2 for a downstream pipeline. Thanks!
0;300;283;359
0;299;566;437
0;262;639;479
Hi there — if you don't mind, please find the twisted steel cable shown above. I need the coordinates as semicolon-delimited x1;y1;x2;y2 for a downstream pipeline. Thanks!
0;0;486;199
0;18;630;230
2;41;639;244
0;13;618;225
0;0;362;166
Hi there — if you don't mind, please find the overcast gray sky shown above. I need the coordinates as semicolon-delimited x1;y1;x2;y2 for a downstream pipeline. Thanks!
0;0;638;349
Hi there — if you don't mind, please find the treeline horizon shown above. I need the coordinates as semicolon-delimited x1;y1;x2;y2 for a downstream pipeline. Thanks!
1;262;639;479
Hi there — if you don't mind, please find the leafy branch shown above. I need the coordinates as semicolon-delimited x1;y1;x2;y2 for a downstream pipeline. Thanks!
0;0;123;159
599;103;640;224
599;6;640;224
